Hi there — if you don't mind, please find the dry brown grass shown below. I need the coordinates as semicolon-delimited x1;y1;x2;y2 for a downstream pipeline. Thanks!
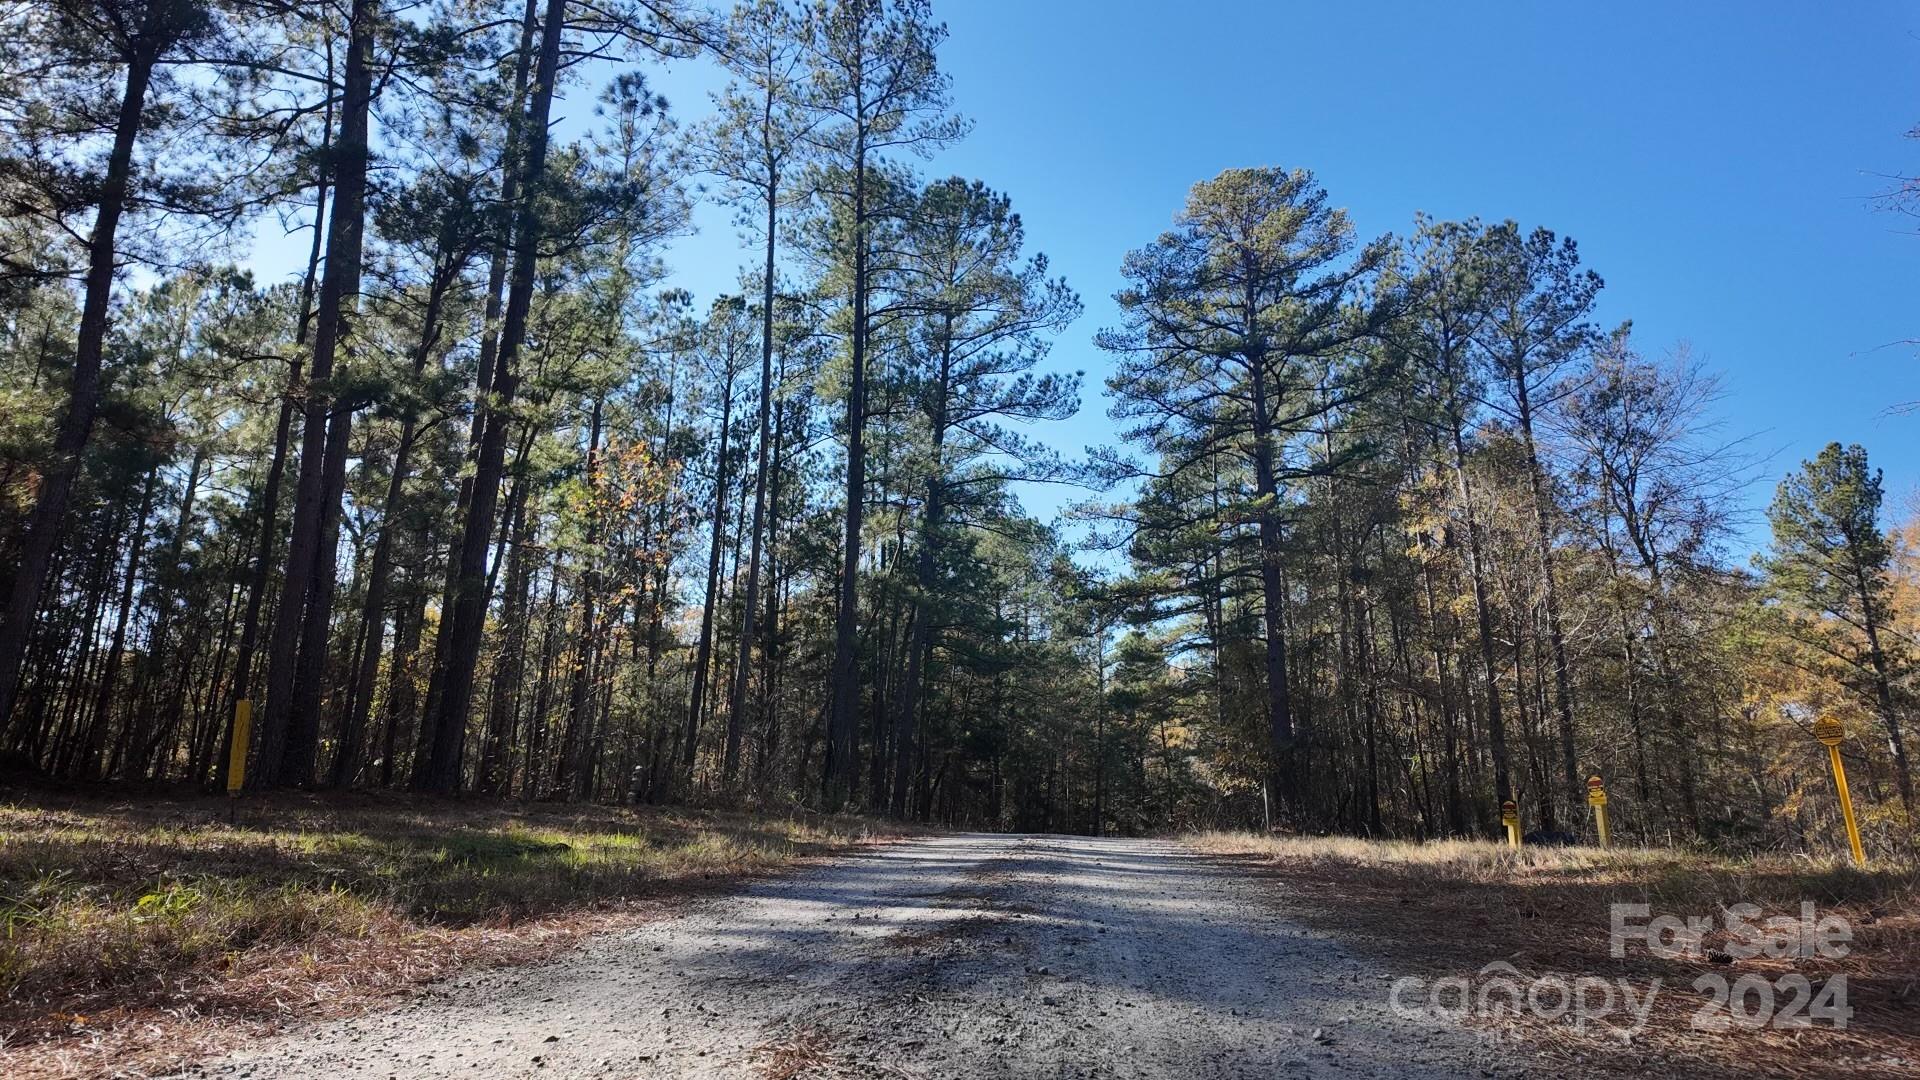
0;786;912;1079
751;1023;928;1080
754;1025;841;1079
1192;831;1920;1079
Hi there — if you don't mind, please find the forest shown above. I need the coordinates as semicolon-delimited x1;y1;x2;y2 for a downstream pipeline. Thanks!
1;0;1915;855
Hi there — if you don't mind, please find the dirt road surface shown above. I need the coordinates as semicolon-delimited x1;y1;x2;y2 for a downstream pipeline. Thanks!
169;834;1537;1079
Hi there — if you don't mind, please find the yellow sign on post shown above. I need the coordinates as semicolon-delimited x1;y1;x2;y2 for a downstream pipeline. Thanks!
1586;775;1610;848
226;698;252;797
1814;716;1865;865
1500;799;1520;849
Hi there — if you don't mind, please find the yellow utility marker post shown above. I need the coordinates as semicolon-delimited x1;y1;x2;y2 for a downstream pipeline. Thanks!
1501;799;1520;849
1814;715;1865;866
226;698;252;822
1586;775;1610;848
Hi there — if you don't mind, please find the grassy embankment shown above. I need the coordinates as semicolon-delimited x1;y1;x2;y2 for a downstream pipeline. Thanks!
0;787;908;1077
1192;831;1920;1079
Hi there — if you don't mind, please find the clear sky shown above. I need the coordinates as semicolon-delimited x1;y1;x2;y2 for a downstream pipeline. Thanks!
248;1;1920;554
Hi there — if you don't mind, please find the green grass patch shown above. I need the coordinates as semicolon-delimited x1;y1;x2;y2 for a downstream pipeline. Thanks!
0;789;897;1031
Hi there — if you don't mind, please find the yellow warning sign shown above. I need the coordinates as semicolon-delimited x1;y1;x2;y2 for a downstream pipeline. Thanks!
1813;715;1845;747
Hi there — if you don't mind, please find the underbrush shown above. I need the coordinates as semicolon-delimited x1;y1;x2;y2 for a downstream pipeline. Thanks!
1193;831;1920;1078
1188;831;1919;910
0;788;901;1076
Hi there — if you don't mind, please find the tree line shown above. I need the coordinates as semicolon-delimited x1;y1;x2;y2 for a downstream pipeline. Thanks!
1093;172;1917;847
0;0;1913;849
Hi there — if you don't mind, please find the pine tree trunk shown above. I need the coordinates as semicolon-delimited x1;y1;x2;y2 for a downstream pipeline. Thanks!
1445;386;1515;819
220;362;302;789
756;393;789;790
417;0;566;793
561;398;605;799
723;168;781;786
684;371;737;775
41;524;116;770
1511;373;1583;819
328;421;416;787
282;399;355;784
826;110;870;809
378;572;428;788
255;0;377;788
79;469;157;778
0;41;160;729
890;324;952;818
1246;353;1297;816
1859;590;1914;811
132;445;206;777
478;480;534;794
217;105;331;790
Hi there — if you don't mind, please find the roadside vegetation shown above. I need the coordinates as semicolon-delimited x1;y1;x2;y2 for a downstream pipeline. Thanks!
1194;831;1920;1079
0;788;904;1078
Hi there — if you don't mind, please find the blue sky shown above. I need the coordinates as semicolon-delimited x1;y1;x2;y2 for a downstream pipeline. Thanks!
249;1;1920;554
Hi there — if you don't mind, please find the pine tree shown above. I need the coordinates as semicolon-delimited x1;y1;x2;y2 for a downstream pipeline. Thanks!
1100;167;1395;819
1761;441;1913;811
800;0;962;806
0;0;222;730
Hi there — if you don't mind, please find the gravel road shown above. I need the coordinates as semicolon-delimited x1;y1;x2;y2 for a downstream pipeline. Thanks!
170;834;1536;1079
